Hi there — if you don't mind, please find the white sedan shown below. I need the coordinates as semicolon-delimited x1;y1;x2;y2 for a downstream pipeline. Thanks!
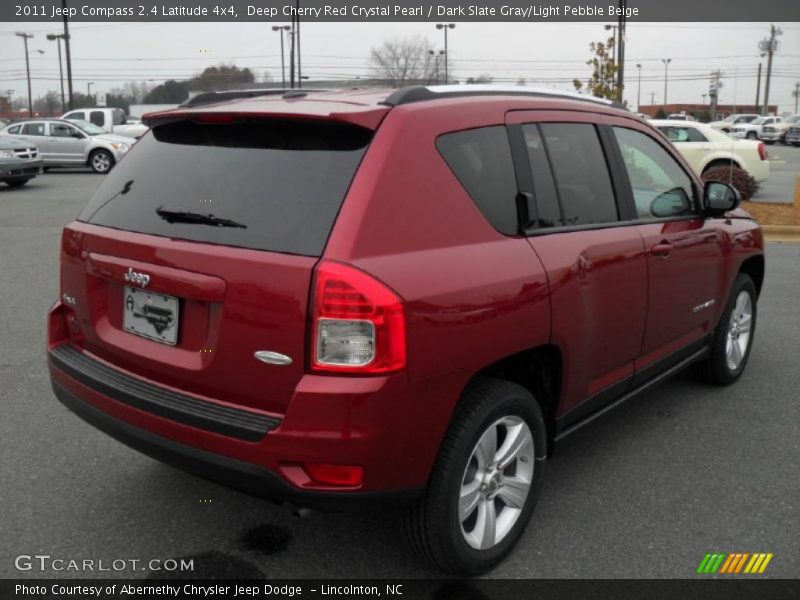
650;120;770;183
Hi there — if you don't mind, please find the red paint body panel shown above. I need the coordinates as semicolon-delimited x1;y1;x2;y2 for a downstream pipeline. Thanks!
49;89;765;499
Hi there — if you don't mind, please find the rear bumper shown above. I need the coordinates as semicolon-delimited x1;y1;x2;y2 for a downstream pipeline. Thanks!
51;379;421;510
748;161;770;183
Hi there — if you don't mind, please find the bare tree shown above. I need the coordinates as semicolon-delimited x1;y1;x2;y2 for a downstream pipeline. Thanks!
369;36;444;86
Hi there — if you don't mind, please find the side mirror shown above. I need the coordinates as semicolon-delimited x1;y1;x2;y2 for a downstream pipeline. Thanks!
704;181;740;216
651;189;692;218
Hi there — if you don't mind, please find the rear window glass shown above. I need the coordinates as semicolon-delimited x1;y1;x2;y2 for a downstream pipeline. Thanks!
79;119;372;256
436;126;519;235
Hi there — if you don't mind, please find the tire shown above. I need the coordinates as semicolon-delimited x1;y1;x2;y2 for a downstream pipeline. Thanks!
746;132;757;139
403;377;547;574
763;141;774;145
6;179;30;188
793;142;800;148
89;149;114;174
700;274;757;385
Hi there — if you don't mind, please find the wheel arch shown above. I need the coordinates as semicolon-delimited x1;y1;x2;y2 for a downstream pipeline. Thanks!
701;155;742;173
463;344;563;456
738;254;765;297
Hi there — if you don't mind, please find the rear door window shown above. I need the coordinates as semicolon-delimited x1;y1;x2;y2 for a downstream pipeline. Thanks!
89;111;106;127
79;118;372;257
436;126;519;235
538;123;618;227
21;123;45;136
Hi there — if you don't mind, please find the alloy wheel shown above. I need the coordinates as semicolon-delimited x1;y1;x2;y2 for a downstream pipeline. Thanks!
725;290;753;371
459;416;534;550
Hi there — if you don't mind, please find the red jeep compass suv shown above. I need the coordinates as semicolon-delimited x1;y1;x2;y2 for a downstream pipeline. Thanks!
48;86;764;574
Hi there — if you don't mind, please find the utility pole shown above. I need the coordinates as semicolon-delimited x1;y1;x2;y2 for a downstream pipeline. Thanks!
616;0;627;103
15;32;34;117
289;23;295;88
760;24;782;115
755;62;762;109
62;0;74;109
649;91;655;106
794;82;800;113
295;0;301;89
709;70;723;121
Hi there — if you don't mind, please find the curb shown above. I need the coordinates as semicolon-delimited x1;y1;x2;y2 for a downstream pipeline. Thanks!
762;225;800;243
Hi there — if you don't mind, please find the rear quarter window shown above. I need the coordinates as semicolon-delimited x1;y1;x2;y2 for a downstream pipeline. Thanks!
436;126;519;235
78;118;372;257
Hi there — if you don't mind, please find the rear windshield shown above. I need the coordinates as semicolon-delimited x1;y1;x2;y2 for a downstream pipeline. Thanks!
79;118;372;256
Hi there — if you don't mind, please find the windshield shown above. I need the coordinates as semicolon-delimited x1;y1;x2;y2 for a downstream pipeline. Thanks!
78;118;372;256
787;116;800;124
722;115;736;122
751;117;766;125
71;120;106;135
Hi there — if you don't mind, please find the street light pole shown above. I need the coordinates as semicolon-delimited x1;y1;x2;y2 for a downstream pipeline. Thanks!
428;50;444;85
436;24;455;84
604;24;617;64
15;32;34;117
635;63;641;111
272;26;290;87
87;81;94;101
661;58;671;106
47;34;66;113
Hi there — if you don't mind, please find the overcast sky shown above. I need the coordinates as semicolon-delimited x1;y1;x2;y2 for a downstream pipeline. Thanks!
1;21;798;112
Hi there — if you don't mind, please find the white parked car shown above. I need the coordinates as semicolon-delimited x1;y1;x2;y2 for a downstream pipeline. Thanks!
61;107;148;139
708;113;760;133
728;116;782;140
760;114;800;144
0;119;133;174
651;120;770;182
667;113;696;121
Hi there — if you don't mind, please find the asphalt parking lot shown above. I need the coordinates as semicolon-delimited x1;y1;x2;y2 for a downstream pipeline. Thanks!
1;172;798;579
755;143;800;204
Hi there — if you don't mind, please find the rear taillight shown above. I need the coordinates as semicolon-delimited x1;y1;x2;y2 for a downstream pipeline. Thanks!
758;142;767;161
310;261;406;374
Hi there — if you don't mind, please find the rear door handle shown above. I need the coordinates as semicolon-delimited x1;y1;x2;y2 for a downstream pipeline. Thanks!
651;243;673;257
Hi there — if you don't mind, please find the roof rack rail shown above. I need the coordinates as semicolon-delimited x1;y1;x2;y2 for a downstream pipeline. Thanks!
179;88;328;108
381;84;624;110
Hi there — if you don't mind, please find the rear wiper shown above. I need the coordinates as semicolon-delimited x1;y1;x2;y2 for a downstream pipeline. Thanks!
155;207;247;228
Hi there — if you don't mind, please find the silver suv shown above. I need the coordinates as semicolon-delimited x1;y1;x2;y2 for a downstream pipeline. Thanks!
0;119;133;173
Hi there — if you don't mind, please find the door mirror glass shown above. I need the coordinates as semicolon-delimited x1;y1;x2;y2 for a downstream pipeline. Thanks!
704;181;740;214
651;189;692;218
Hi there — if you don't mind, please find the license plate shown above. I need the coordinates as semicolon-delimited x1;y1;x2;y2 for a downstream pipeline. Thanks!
123;286;180;345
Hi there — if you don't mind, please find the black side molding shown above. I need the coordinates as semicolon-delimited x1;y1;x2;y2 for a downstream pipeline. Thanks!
49;344;280;442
